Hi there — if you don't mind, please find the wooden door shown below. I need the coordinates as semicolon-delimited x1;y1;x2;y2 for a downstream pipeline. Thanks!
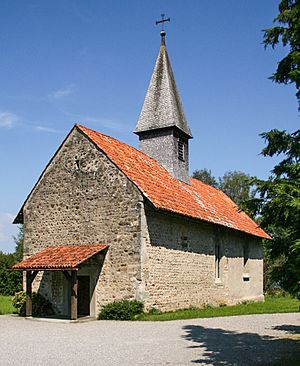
77;276;90;317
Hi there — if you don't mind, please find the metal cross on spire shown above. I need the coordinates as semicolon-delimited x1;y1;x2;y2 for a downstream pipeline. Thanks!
156;14;170;45
156;14;170;31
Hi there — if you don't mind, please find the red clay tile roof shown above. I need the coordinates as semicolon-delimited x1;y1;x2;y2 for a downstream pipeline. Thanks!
78;124;270;239
13;244;108;270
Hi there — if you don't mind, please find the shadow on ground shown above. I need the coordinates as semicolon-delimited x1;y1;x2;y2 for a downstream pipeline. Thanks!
272;324;300;334
182;325;300;365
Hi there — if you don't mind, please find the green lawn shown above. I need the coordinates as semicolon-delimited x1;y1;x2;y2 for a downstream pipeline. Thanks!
0;296;16;315
137;296;300;321
1;294;299;320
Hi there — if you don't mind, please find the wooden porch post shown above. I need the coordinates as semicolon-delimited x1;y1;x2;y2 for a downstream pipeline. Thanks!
25;271;32;317
70;270;78;320
25;270;39;317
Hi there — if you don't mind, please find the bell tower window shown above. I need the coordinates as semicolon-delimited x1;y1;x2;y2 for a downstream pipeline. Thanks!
178;138;185;161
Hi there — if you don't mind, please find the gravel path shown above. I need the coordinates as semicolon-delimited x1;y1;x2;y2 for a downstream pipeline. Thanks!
0;313;299;365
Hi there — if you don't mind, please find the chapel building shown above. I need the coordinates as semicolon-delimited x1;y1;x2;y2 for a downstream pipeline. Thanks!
13;29;269;319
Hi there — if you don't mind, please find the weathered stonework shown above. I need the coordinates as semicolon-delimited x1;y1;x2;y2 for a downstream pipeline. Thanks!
23;128;144;316
139;204;263;311
21;128;264;316
138;128;190;184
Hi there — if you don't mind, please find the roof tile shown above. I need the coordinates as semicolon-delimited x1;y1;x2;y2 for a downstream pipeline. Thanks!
78;125;270;239
13;244;108;270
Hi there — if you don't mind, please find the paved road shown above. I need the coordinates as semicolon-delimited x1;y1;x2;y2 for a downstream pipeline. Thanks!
0;313;299;365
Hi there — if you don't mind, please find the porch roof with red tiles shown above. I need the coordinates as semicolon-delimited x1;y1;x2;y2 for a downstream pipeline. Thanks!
13;244;108;270
77;125;270;239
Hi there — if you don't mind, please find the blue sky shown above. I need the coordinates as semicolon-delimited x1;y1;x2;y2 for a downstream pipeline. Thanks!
0;0;298;253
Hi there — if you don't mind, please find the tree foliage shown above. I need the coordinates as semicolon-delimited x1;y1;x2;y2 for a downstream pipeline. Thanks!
219;171;254;206
0;252;22;295
245;129;300;298
192;169;253;205
192;169;218;188
13;225;24;262
263;0;300;106
0;225;23;295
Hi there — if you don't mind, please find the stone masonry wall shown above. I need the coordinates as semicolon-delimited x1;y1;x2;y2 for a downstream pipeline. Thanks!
23;128;144;316
22;126;263;315
141;204;263;311
139;128;190;184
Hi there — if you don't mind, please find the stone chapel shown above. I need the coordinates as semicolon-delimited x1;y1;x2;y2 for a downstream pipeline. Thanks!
13;28;269;319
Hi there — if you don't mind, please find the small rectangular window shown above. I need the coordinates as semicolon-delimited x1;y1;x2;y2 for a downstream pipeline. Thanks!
243;243;249;267
215;243;221;279
178;139;185;161
180;236;188;250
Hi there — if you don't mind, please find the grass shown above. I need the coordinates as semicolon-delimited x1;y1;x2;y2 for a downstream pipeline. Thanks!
136;296;300;321
0;296;16;315
1;294;299;320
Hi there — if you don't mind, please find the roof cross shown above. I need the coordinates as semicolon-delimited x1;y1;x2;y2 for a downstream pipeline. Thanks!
156;14;170;32
156;14;170;45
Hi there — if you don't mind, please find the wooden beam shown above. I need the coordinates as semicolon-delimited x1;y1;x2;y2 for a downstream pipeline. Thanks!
70;270;78;320
62;270;71;283
29;270;39;284
25;270;39;317
25;271;32;317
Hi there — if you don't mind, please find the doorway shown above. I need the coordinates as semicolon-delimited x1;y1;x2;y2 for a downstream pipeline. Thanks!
78;275;90;317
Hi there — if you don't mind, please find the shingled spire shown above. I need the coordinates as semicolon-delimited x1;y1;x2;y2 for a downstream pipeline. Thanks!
134;20;192;184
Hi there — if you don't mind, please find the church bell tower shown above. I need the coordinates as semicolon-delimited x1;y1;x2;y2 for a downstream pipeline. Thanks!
134;16;193;184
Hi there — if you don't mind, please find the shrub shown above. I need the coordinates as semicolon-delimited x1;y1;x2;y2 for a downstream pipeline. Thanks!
12;291;54;317
98;299;144;320
265;287;288;298
12;291;26;315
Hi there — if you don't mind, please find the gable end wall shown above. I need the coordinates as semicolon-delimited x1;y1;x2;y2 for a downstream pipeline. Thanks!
22;129;144;315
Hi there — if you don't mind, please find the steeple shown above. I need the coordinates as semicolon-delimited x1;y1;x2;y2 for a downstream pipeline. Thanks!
134;18;192;184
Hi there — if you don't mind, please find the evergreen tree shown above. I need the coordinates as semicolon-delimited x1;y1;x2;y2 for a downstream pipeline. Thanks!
245;129;300;298
263;0;300;107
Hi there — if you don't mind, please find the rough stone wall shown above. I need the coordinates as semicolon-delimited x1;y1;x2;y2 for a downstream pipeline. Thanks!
141;205;263;311
23;128;144;316
138;128;190;184
23;126;263;315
